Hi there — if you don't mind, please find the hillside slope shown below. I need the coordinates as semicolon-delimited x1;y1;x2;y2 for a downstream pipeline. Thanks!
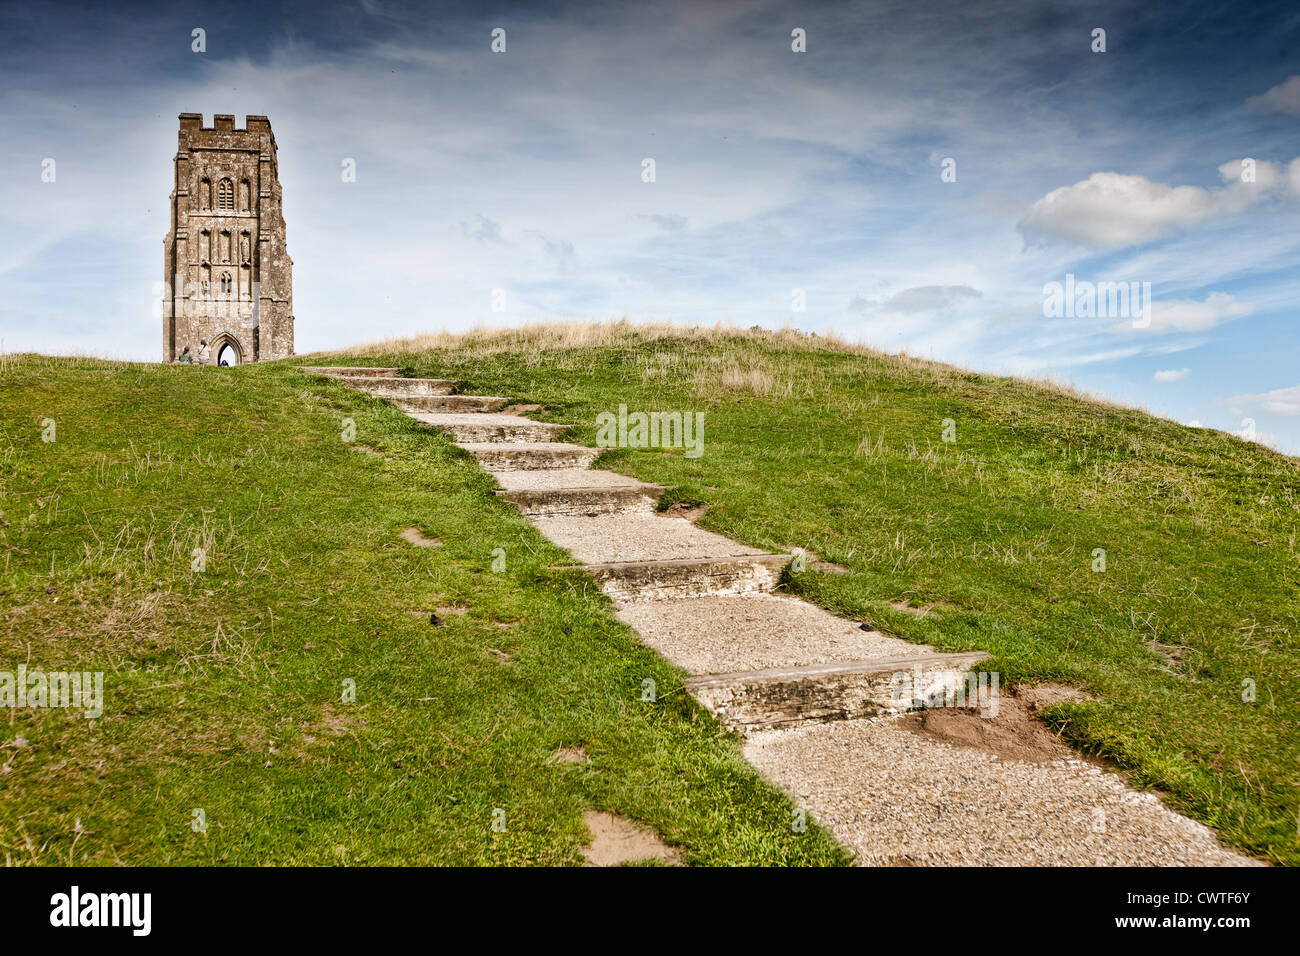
0;352;846;865
3;323;1296;864
346;323;1298;864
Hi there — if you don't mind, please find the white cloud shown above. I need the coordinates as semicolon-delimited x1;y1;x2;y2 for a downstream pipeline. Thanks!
850;284;982;315
1018;172;1220;249
1017;159;1298;250
460;215;505;243
1230;421;1282;449
1216;156;1300;197
1153;368;1189;382
1141;292;1253;333
1246;75;1300;117
1105;291;1252;335
1224;383;1300;417
640;214;688;232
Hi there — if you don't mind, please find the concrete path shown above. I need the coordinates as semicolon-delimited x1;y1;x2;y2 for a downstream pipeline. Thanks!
300;366;1259;866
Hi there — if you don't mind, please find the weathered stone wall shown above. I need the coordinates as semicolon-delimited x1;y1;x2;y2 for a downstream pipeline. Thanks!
161;113;294;363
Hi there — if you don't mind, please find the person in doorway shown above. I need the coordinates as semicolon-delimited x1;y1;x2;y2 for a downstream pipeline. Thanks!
197;340;210;365
177;346;193;364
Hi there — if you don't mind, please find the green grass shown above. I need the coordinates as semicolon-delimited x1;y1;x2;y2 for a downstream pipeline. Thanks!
0;351;848;865
343;321;1297;865
5;321;1297;865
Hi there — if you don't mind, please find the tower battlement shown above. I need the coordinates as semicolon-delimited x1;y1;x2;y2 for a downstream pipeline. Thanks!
162;113;293;365
177;113;276;146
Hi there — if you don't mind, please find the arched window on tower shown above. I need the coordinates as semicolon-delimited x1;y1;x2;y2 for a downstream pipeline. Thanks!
218;178;234;210
220;272;233;295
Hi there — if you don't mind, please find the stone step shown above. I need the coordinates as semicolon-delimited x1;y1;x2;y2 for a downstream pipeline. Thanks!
532;513;767;565
296;366;400;378
492;467;654;493
412;412;570;444
578;553;792;602
496;483;663;517
459;442;601;471
347;377;458;396
390;394;509;414
685;651;989;733
616;592;936;676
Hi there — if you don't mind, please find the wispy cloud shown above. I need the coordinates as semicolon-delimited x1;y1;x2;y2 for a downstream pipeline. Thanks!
460;215;505;243
1246;74;1300;117
1114;292;1253;334
850;285;983;315
1224;383;1300;417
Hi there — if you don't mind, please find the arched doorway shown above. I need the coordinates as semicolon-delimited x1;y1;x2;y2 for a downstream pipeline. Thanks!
210;334;243;367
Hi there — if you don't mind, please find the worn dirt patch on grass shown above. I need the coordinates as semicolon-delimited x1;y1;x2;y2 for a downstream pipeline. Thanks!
1017;682;1097;712
1146;637;1192;671
313;703;361;738
898;690;1090;765
891;600;937;617
549;746;588;764
400;527;442;547
580;811;682;867
658;501;710;521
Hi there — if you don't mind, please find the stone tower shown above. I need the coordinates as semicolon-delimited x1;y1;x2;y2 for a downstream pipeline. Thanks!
162;114;293;364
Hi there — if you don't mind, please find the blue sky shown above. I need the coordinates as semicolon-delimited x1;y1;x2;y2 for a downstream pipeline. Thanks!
2;0;1299;451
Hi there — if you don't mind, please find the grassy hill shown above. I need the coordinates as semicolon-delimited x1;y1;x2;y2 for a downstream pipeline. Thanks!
0;347;845;865
3;323;1296;864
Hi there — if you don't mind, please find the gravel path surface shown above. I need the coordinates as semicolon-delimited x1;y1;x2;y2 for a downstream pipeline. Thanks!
617;593;933;673
745;716;1260;866
531;513;767;563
